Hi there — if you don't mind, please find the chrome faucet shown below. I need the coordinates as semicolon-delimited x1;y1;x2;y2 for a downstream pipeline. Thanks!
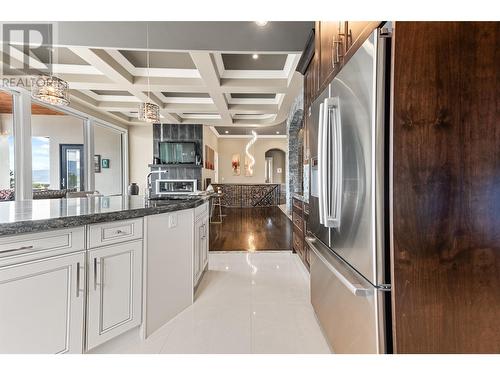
146;170;164;200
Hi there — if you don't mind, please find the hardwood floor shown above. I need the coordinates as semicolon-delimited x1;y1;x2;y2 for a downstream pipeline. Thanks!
209;206;292;251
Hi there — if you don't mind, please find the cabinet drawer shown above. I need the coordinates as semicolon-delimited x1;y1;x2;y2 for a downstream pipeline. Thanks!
303;202;310;215
292;211;304;232
0;227;85;266
293;230;304;254
292;198;303;211
88;218;143;248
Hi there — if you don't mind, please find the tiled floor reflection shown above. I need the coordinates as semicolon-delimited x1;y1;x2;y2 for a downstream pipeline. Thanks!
91;252;330;354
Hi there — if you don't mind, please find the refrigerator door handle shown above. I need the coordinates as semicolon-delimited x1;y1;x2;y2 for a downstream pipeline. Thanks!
324;97;342;228
306;236;370;297
317;102;325;225
322;99;330;226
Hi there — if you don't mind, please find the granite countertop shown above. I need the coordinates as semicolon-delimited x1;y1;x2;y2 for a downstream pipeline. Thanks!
292;193;309;203
0;195;209;237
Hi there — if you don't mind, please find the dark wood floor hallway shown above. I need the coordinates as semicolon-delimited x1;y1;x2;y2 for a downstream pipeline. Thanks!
209;206;292;251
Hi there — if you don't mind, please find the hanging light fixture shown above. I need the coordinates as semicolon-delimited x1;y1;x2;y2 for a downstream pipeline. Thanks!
32;75;70;106
31;26;70;106
245;130;258;176
138;102;160;123
138;23;160;123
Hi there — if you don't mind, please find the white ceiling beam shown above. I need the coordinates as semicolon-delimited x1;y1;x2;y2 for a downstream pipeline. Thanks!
68;47;181;124
163;103;218;112
69;95;130;127
69;90;99;107
69;47;134;84
189;52;232;125
220;78;288;93
269;71;303;124
228;104;278;114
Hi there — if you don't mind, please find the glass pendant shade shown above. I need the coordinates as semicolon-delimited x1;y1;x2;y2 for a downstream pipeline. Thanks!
138;102;160;123
31;75;70;106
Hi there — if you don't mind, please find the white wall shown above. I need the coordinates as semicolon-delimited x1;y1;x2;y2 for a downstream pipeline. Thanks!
265;149;286;184
94;124;123;195
202;126;218;188
217;138;288;184
128;125;153;195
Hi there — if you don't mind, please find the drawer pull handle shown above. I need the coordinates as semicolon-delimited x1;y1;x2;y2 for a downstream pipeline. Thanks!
116;229;127;235
0;245;34;255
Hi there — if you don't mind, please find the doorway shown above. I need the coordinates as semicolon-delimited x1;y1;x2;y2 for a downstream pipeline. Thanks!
60;144;84;191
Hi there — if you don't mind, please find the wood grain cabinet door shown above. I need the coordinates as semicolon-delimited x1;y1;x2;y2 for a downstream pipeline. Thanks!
0;252;85;354
318;21;340;89
344;22;381;60
86;240;142;351
392;21;500;353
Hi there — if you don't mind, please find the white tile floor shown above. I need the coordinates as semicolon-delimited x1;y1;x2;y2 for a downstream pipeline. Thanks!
91;251;331;354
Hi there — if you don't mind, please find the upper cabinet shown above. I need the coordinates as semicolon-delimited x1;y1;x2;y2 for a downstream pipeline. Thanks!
318;21;344;90
302;21;381;105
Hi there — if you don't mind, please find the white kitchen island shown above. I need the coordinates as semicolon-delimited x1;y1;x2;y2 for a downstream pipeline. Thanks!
0;196;209;354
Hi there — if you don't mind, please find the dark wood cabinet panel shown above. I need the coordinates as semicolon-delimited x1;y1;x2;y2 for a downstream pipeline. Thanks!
292;197;309;270
345;21;381;63
392;21;500;353
318;21;342;92
316;21;379;95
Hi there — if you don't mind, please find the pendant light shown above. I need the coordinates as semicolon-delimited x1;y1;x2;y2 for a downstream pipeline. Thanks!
245;130;258;176
31;24;70;106
32;75;70;106
138;23;160;123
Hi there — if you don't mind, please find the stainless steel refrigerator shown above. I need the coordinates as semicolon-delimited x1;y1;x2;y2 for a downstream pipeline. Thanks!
306;27;392;354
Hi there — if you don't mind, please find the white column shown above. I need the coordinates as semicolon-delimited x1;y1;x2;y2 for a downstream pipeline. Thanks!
13;91;32;200
84;119;95;192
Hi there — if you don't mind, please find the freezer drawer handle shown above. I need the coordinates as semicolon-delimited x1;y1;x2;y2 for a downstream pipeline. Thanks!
306;236;370;297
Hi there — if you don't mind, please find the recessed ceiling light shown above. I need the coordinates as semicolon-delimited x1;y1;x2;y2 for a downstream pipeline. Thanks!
225;130;229;134
252;54;259;60
255;21;268;27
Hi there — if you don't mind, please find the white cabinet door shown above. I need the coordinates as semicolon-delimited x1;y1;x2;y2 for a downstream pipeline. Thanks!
201;215;209;269
193;218;202;284
86;240;142;351
0;252;85;354
145;210;194;338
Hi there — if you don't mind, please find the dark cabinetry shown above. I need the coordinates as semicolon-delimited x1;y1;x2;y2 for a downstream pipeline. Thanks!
392;21;500;353
304;21;381;105
292;197;310;270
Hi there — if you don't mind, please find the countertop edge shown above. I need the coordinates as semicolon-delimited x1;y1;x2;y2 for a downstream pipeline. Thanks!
0;198;208;238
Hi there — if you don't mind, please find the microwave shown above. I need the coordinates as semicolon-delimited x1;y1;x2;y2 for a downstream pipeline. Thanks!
155;179;197;195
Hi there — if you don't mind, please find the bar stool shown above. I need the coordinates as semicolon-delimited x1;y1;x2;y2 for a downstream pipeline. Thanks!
210;192;224;224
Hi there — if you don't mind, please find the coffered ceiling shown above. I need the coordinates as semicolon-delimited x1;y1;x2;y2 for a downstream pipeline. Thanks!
0;21;311;129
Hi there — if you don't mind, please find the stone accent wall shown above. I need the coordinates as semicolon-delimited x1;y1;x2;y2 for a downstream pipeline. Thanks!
150;124;203;192
286;92;304;213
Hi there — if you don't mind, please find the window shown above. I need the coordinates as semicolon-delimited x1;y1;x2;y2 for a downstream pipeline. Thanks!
0;91;15;198
32;137;50;189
